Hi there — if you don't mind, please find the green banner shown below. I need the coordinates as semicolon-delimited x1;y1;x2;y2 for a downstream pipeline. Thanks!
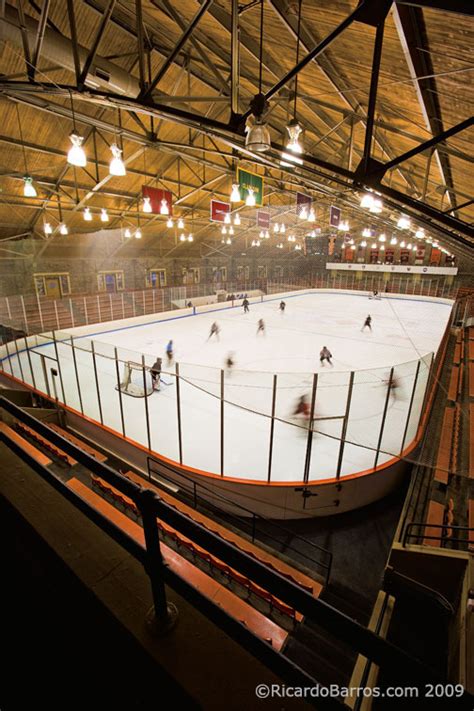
237;168;264;207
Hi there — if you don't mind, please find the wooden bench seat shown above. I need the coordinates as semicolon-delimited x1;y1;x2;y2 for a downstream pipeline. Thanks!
469;340;474;361
447;366;459;402
47;423;108;462
424;501;444;547
0;421;52;467
453;342;461;366
67;478;288;650
433;408;455;485
469;362;474;399
15;421;77;467
122;469;322;599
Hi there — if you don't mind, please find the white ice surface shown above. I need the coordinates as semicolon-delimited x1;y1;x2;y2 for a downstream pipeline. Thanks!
8;292;451;483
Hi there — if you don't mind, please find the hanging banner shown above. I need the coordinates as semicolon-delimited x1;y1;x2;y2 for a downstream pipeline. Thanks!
385;249;394;264
344;247;354;261
210;199;231;222
237;167;264;206
142;186;173;215
400;249;410;264
296;192;312;216
415;244;425;262
369;249;379;263
343;234;352;244
256;210;270;228
430;247;441;265
329;205;341;227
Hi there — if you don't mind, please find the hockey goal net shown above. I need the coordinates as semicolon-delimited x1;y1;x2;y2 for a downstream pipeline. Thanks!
115;360;154;398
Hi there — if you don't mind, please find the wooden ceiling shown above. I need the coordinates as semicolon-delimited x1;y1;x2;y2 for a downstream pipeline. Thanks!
0;0;472;259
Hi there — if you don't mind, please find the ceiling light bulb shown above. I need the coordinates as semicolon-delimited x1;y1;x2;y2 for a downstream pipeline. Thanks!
360;240;367;247
226;238;232;245
245;188;256;207
23;176;37;197
338;220;349;232
233;213;241;226
230;183;241;202
397;215;410;229
299;205;308;220
83;207;92;221
369;198;383;214
351;244;356;250
229;226;234;235
400;240;406;248
415;228;425;239
286;119;303;154
407;242;412;249
67;133;87;167
273;223;280;233
245;117;271;152
59;223;68;235
180;234;186;242
390;236;397;245
178;218;184;229
44;222;52;234
159;198;169;215
124;228;131;238
280;223;286;234
371;242;377;249
224;212;231;224
109;143;126;176
259;230;264;239
251;240;255;247
135;228;142;239
380;245;385;251
166;217;173;228
412;245;417;251
100;208;109;222
379;233;386;242
222;226;227;235
256;239;260;246
188;234;193;242
362;228;371;238
360;193;374;209
308;207;316;222
142;196;152;213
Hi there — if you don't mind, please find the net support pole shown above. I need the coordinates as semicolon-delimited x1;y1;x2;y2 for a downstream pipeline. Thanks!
399;360;421;455
374;367;394;469
335;371;355;481
71;336;83;415
142;354;152;451
175;362;183;464
267;374;277;483
114;347;126;437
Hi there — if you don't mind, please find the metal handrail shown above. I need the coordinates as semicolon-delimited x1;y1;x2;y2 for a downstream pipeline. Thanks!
0;395;442;688
147;454;333;586
403;522;474;548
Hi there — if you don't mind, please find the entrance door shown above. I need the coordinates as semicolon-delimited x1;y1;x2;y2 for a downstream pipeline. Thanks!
45;277;61;298
105;273;116;292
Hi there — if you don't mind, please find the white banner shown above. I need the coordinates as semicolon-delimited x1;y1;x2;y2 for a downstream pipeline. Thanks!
326;263;457;275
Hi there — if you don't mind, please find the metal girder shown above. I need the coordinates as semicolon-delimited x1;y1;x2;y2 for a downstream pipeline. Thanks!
16;0;33;79
392;4;460;213
361;21;386;174
140;0;214;100
30;0;50;81
135;0;147;93
66;0;81;84
78;0;117;89
230;0;239;117
395;0;474;15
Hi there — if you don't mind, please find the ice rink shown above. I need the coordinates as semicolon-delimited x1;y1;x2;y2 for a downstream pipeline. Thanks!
3;291;452;483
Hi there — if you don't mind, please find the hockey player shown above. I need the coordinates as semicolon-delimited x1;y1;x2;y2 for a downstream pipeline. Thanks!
361;314;372;332
293;394;311;420
242;297;250;313
225;352;235;375
166;340;173;365
208;321;220;341
256;318;265;336
320;346;333;366
279;300;286;313
150;357;162;391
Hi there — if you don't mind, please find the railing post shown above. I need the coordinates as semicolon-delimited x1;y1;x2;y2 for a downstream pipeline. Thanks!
24;336;36;389
303;373;318;484
109;293;113;320
152;288;156;313
139;489;178;635
267;374;277;483
13;338;24;382
374;367;394;469
3;340;13;376
142;354;152;451
132;292;136;316
83;296;89;324
114;347;126;436
400;360;421;454
220;368;224;476
70;336;83;414
69;299;75;327
20;295;29;333
36;293;44;331
91;341;103;424
53;301;60;330
121;291;125;319
52;331;66;405
418;352;435;429
97;295;102;322
175;362;183;464
335;371;355;481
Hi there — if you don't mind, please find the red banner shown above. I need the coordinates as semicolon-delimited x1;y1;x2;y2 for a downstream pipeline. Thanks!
400;249;410;264
210;199;230;222
256;210;270;229
415;245;425;262
370;249;379;263
385;249;394;264
344;247;354;261
142;186;173;215
430;247;441;265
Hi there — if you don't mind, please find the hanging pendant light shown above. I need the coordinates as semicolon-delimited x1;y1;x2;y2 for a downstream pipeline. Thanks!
378;233;386;242
135;228;142;239
369;198;383;214
109;143;126;176
299;205;308;220
229;226;234;235
44;222;53;235
362;228;371;238
188;234;194;242
245;2;271;153
180;234;186;242
415;227;425;239
59;223;68;235
390;236;398;245
100;208;109;222
222;226;227;235
338;220;349;232
400;240;406;248
166;217;173;228
177;217;184;229
245;116;271;152
307;207;315;222
142;196;152;213
273;223;280;233
124;227;132;238
226;237;232;245
259;230;264;239
224;212;231;224
230;183;241;202
350;244;356;251
67;133;87;167
286;119;303;154
233;213;241;226
23;176;37;197
280;223;286;234
83;207;93;221
371;242;377;249
397;215;410;229
360;193;374;209
407;242;412;249
380;244;385;251
160;198;169;216
360;240;367;247
246;188;256;207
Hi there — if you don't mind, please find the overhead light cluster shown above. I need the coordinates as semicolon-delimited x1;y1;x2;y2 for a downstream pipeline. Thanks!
23;176;37;197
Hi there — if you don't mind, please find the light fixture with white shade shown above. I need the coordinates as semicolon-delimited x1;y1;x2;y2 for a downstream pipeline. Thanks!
371;242;377;249
188;234;193;242
280;223;286;234
160;198;169;216
412;245;417;251
109;144;126;176
415;227;425;239
124;228;132;238
360;240;367;247
259;230;264;239
307;207;316;222
180;234;186;242
362;228;371;238
369;198;383;214
245;188;256;207
224;212;231;224
166;217;173;228
177;218;184;229
360;193;374;209
135;228;142;239
44;222;53;235
390;236;398;245
397;215;410;229
142;196;152;213
299;205;308;220
222;226;227;235
407;242;412;249
338;220;349;232
67;133;87;167
286;119;303;154
100;208;109;223
23;176;37;197
230;183;240;202
295;244;302;251
233;213;241;226
83;207;92;221
229;226;234;235
273;223;279;233
245;116;271;152
350;244;356;250
378;233;386;242
264;230;270;239
226;238;232;245
400;240;406;248
59;223;68;235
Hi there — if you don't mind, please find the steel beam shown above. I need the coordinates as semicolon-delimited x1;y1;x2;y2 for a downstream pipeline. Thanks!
78;0;117;89
31;0;50;80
